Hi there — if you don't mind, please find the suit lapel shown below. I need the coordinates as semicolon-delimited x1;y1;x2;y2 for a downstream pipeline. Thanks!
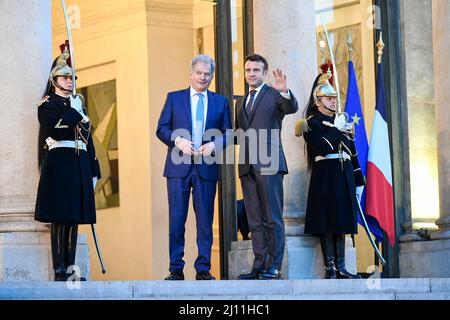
247;84;268;125
204;91;214;131
237;95;250;129
182;88;192;132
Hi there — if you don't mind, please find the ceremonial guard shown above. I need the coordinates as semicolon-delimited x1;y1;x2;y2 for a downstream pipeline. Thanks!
300;65;363;279
35;45;101;281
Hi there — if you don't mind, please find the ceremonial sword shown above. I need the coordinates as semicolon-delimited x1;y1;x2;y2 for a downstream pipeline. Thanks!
61;0;106;274
356;197;386;266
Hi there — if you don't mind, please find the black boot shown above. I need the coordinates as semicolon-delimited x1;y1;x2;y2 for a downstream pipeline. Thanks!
64;225;86;281
51;223;68;281
334;234;361;279
320;234;337;279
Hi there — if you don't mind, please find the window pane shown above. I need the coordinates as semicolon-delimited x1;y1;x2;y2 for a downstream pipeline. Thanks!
80;80;119;209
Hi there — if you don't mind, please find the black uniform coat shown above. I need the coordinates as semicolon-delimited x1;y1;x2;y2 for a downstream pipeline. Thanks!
303;110;365;235
35;93;101;225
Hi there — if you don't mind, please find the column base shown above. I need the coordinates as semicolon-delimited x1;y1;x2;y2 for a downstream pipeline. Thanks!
228;236;357;279
228;240;254;280
400;239;450;278
0;231;89;282
0;215;90;281
430;216;450;240
400;221;425;242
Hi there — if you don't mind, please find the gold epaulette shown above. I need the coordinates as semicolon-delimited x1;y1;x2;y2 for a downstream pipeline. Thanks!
36;96;50;107
294;116;313;137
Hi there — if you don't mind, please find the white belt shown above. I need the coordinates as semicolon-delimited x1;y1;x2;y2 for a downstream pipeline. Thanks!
47;139;87;152
316;152;350;162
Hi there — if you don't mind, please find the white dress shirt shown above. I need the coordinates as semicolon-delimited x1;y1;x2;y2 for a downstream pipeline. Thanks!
175;88;209;147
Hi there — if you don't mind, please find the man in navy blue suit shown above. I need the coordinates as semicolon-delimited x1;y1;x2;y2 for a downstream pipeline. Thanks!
156;55;231;280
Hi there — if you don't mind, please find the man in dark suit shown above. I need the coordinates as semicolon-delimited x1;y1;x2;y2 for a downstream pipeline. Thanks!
237;199;250;240
236;54;299;280
156;55;231;280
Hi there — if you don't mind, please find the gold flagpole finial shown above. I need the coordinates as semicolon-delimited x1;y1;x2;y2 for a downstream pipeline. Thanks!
347;33;353;61
377;32;385;64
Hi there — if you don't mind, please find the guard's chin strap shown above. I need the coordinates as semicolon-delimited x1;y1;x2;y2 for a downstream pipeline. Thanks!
51;79;72;94
323;105;336;114
316;100;337;115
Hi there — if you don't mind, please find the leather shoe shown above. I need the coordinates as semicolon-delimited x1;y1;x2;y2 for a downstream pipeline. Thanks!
164;271;184;280
325;260;337;279
238;269;265;280
54;265;68;281
196;271;215;280
259;267;281;280
54;272;69;282
336;268;361;279
66;271;87;281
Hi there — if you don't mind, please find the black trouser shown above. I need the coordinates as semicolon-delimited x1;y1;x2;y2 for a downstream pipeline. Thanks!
320;234;348;266
241;168;285;271
51;223;78;273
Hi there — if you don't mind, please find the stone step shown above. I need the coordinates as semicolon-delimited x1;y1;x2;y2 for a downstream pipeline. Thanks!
1;278;449;300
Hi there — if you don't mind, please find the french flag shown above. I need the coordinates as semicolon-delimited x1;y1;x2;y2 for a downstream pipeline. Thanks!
345;60;384;243
365;62;396;247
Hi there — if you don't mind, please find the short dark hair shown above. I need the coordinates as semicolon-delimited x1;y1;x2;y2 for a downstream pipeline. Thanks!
244;54;269;71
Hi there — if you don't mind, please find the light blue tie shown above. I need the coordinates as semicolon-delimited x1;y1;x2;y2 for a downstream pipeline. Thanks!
193;93;205;150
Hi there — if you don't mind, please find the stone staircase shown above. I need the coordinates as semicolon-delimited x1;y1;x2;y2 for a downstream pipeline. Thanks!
1;278;449;300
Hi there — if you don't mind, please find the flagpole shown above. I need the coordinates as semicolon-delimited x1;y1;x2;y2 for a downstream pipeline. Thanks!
377;32;385;64
347;34;355;136
377;31;390;275
347;33;353;62
374;31;393;275
376;32;387;270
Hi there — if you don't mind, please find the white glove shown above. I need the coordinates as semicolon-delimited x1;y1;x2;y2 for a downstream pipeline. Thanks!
333;114;347;131
93;177;98;189
70;95;90;123
356;186;364;201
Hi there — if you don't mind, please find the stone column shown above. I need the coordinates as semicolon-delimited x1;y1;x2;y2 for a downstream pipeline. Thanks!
252;0;314;240
431;0;450;241
399;0;450;278
0;0;88;281
398;0;436;243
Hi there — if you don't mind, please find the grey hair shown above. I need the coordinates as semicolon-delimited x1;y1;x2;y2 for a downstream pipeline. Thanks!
190;54;215;75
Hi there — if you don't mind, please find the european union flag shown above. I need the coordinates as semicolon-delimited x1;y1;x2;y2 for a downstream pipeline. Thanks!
345;60;383;242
